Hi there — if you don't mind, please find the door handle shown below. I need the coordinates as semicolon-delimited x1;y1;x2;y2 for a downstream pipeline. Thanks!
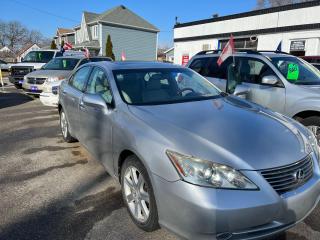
79;101;86;110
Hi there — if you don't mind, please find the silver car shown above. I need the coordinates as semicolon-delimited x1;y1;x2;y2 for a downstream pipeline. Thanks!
59;61;320;240
22;56;111;95
187;51;320;144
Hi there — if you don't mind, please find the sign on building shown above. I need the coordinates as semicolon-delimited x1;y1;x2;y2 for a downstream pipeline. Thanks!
181;54;189;66
290;40;306;51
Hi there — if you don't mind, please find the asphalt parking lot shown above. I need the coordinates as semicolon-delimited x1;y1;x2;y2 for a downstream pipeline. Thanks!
0;79;320;240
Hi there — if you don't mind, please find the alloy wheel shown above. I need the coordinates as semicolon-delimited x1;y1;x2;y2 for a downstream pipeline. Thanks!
60;111;68;139
123;166;150;223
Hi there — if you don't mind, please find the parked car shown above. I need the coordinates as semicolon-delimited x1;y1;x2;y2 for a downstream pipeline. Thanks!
301;56;320;71
9;49;83;88
59;61;320;240
38;56;112;106
0;59;9;71
187;50;320;143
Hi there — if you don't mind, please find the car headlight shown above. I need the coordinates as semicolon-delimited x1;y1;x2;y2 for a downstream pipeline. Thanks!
166;150;258;189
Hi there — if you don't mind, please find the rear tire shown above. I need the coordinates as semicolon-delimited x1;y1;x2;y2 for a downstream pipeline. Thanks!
59;108;76;143
121;155;159;232
299;116;320;144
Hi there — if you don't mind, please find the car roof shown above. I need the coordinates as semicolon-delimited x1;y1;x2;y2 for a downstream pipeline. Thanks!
87;61;179;70
192;51;293;59
55;56;112;60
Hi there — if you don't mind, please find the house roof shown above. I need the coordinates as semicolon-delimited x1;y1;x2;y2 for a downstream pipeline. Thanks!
57;28;75;35
16;43;40;56
82;5;159;32
164;47;174;54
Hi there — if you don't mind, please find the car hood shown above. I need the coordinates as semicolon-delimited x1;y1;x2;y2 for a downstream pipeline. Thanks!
10;62;45;70
26;70;71;79
129;96;311;170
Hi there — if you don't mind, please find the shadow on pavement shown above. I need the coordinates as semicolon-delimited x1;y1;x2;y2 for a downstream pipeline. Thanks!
0;92;34;109
0;172;123;240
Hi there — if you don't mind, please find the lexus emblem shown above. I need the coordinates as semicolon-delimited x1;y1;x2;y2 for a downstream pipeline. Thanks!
294;169;305;182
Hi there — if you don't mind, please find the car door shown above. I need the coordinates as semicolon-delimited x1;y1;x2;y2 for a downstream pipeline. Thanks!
227;57;286;113
78;66;114;173
61;66;92;139
189;56;232;91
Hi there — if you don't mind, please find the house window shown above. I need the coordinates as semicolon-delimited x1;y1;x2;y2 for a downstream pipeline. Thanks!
92;25;98;39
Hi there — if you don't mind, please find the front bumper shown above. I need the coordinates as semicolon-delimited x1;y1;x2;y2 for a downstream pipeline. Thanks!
152;160;320;240
39;92;58;107
9;76;24;86
22;81;46;95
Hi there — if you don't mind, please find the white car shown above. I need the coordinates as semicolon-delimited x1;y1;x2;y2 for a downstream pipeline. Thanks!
0;59;9;71
40;80;61;107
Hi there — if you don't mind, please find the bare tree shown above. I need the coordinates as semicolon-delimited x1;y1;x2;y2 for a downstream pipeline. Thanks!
25;30;44;45
256;0;314;9
0;20;6;47
4;21;28;50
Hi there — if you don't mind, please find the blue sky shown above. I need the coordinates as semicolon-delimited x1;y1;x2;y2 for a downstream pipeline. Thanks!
1;0;256;46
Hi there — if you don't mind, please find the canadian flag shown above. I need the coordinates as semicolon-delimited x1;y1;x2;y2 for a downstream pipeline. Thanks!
217;35;235;66
121;50;126;61
63;42;73;50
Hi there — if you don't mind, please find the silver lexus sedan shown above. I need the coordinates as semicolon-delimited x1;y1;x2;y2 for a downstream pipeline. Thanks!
58;61;320;240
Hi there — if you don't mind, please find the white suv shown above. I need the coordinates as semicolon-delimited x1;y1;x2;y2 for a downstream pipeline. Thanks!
187;50;320;143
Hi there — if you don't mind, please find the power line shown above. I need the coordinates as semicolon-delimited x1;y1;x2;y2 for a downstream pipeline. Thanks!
9;0;78;23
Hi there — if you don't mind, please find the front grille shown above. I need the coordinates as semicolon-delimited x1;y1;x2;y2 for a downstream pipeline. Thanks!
27;77;46;85
260;155;313;195
11;67;33;76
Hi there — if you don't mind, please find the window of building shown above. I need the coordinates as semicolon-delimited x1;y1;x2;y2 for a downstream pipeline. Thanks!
92;25;98;39
202;44;211;51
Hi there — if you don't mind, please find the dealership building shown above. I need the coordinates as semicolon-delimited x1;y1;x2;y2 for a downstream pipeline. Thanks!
173;1;320;65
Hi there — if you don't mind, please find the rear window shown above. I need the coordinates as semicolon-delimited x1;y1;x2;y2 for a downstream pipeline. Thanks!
189;57;232;79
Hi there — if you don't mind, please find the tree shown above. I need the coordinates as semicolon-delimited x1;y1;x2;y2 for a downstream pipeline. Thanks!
61;39;65;48
256;0;313;9
25;30;44;45
105;34;115;60
0;20;6;47
50;40;57;49
5;21;28;50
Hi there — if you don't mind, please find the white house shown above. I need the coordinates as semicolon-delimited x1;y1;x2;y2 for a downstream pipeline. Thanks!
16;43;40;62
0;46;12;53
164;47;174;62
174;1;320;65
73;5;159;60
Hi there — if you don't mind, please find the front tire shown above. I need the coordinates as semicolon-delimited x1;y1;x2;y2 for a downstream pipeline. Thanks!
59;108;76;143
300;116;320;145
121;155;159;232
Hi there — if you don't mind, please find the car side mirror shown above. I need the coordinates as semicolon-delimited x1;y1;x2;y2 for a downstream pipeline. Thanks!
234;85;250;98
82;94;107;109
261;75;279;85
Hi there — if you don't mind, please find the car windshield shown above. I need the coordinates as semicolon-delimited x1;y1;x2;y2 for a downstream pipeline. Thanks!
42;58;80;70
113;68;222;105
270;56;320;85
22;51;55;63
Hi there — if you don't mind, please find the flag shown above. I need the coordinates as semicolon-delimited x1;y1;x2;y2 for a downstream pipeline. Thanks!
83;47;90;58
276;41;282;52
64;42;73;50
121;50;126;61
60;45;65;55
217;34;235;66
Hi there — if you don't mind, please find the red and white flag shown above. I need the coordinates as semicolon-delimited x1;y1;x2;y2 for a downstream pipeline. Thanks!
83;47;90;58
121;50;126;61
217;35;235;66
63;42;73;50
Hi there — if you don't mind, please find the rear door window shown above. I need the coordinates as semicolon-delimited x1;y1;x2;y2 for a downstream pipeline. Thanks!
189;58;210;76
69;66;91;91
